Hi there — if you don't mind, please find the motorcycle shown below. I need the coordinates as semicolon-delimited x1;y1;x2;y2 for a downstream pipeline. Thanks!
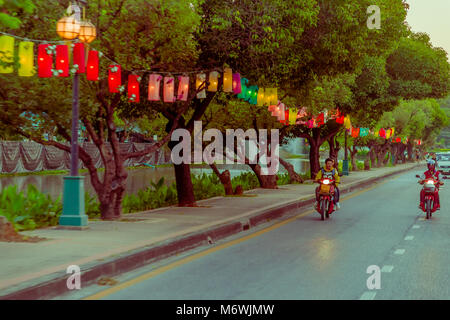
416;175;443;219
316;177;336;220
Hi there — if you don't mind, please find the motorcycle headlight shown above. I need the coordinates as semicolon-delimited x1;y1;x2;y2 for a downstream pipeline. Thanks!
426;180;435;185
323;179;330;185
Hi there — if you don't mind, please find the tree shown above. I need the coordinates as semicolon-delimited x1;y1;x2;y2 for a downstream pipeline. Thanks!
0;0;35;29
0;0;202;219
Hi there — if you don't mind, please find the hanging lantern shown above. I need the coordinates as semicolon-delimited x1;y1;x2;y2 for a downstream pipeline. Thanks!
265;88;278;105
0;35;14;73
148;74;162;101
55;45;69;77
38;44;53;78
73;42;85;73
232;73;242;94
257;88;266;106
223;67;233;92
56;15;80;40
336;115;345;124
128;75;140;103
237;78;249;100
78;20;96;43
344;116;351;129
277;103;286;121
18;41;34;77
289;108;298;125
177;76;189;101
316;113;325;126
268;105;276;113
208;71;219;92
196;73;206;99
86;50;99;81
247;85;258;104
283;110;289;125
164;76;175;102
108;65;121;93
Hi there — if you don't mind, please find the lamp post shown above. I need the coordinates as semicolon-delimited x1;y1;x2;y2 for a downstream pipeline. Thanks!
57;1;95;228
343;129;349;176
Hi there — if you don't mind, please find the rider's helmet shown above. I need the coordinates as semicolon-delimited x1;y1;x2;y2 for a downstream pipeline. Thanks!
427;159;436;171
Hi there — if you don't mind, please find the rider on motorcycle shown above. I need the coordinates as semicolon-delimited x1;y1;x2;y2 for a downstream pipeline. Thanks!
418;160;443;211
314;158;340;210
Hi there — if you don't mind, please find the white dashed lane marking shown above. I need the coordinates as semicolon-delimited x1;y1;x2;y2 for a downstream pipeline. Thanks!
404;236;414;241
412;225;420;229
359;291;377;300
394;249;406;255
381;265;394;273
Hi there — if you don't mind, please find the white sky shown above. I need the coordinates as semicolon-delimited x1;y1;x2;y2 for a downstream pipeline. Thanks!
405;0;450;57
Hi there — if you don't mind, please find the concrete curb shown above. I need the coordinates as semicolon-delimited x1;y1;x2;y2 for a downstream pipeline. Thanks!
0;164;422;300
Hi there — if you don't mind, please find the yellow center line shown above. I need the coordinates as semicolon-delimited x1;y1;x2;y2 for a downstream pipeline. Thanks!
84;176;395;300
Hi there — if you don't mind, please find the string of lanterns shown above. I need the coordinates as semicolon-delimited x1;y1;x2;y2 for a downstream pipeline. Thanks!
0;32;419;146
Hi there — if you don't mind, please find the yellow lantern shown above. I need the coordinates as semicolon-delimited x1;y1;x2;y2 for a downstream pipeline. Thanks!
223;67;232;92
196;73;207;99
78;20;96;43
265;88;278;105
257;88;265;106
208;71;219;92
56;15;80;40
0;35;14;73
18;41;34;77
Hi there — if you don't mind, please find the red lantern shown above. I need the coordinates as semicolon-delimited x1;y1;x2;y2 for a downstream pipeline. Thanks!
336;115;345;124
351;127;360;138
128;75;140;103
316;113;325;126
379;128;386;138
73;43;85;73
37;44;52;78
55;45;69;77
86;50;99;81
108;65;121;93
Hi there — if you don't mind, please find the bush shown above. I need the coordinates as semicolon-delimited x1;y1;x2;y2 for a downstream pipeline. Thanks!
0;185;62;231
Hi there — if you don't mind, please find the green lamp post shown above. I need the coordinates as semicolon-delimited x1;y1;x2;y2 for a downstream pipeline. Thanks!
57;1;95;227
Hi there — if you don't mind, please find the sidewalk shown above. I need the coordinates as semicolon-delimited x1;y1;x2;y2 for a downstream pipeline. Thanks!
0;162;423;299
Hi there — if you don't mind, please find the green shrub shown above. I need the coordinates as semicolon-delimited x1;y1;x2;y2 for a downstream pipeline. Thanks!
231;172;259;191
0;185;62;231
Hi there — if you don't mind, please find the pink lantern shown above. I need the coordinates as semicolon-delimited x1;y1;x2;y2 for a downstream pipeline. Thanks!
177;76;189;101
148;74;162;101
164;76;175;103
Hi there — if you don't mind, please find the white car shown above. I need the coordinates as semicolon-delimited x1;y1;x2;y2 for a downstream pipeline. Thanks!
436;153;450;178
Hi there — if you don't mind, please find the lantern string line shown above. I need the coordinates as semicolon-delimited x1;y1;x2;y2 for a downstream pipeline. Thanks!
0;32;224;75
0;31;77;44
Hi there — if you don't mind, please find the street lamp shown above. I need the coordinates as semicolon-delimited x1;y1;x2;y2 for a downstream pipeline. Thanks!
57;1;96;228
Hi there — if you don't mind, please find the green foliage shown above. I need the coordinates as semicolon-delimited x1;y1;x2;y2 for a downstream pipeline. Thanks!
192;174;224;200
0;184;61;231
0;0;35;29
122;177;178;213
231;172;259;191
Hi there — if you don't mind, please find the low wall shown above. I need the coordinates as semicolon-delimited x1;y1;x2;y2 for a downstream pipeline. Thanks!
0;141;170;174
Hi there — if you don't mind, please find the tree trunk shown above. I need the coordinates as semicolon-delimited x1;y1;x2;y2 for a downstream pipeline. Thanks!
309;138;320;178
279;157;304;183
173;163;196;206
369;144;377;168
349;146;358;171
210;163;233;195
248;163;278;188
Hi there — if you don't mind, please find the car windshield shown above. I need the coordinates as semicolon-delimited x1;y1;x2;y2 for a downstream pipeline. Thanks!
437;155;450;161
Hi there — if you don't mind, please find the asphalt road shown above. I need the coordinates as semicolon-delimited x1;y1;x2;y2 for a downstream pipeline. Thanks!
60;169;450;300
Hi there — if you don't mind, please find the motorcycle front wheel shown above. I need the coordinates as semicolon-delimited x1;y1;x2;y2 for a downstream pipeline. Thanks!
320;199;326;221
426;198;431;219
